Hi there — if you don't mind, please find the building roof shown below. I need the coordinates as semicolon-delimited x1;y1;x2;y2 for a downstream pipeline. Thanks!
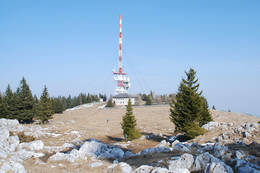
113;93;136;98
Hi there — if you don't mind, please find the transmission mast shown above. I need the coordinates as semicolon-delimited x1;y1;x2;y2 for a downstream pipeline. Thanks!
113;15;130;94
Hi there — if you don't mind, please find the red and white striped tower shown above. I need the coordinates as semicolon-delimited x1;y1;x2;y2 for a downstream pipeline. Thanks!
113;15;131;94
119;15;123;74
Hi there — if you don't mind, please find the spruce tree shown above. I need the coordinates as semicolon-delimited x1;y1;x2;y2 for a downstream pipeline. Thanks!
198;97;213;127
106;97;114;107
169;68;212;139
16;77;35;123
0;92;6;118
4;84;18;119
121;99;141;140
38;86;53;123
212;105;216;110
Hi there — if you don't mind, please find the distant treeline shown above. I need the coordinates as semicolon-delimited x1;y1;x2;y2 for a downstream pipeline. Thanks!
0;77;106;123
51;93;107;113
138;91;176;105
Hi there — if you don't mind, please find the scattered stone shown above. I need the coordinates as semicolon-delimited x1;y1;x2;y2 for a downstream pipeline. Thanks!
242;131;251;138
119;162;132;173
0;160;26;173
19;140;44;151
89;162;103;168
168;153;194;171
171;140;180;148
235;150;246;160
140;146;171;155
202;122;219;130
193;152;220;171
173;143;190;153
151;167;169;173
206;162;233;173
134;165;153;173
213;143;228;158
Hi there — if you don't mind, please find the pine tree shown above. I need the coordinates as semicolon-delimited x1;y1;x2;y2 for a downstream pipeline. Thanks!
121;99;141;141
15;77;35;123
38;86;53;123
169;68;211;139
212;105;216;110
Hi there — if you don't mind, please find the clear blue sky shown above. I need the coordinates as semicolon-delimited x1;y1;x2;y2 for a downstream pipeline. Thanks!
0;0;259;116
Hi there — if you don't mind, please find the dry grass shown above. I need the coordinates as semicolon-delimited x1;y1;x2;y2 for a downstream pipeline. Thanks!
21;104;260;173
17;132;35;143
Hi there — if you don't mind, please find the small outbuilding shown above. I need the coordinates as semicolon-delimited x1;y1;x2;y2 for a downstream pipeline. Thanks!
112;93;136;106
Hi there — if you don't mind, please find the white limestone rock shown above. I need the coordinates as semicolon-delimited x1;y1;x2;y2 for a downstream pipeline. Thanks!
171;140;179;148
19;140;44;151
0;118;19;129
151;167;169;173
202;122;219;130
206;162;233;173
0;160;26;173
192;152;220;172
169;168;190;173
0;128;9;142
89;162;103;168
119;162;132;173
173;143;190;153
213;143;228;158
140;146;171;155
134;165;153;173
168;153;194;171
235;150;246;160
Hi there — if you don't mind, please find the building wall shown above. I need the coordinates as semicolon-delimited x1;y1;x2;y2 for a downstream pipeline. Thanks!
112;97;135;106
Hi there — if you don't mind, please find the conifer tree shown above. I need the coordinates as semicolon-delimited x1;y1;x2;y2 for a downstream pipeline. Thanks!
106;97;114;107
121;99;141;140
4;84;20;120
0;92;6;118
198;97;213;127
16;77;35;123
38;86;53;123
170;68;212;139
212;105;216;110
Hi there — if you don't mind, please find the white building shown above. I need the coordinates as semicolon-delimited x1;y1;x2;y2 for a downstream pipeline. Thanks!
112;93;136;106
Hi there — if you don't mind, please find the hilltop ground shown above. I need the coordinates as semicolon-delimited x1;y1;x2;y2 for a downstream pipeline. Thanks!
2;103;260;173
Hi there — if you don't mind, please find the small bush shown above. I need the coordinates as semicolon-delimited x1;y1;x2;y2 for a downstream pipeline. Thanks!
17;132;35;143
258;121;260;124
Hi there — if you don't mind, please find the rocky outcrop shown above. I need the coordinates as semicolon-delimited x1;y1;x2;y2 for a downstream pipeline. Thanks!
168;153;194;171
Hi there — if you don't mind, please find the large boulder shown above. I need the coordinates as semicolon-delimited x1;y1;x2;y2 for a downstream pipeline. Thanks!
213;143;228;158
205;162;233;173
235;159;260;173
0;119;19;129
79;139;125;160
192;152;220;171
173;143;190;153
168;153;194;171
